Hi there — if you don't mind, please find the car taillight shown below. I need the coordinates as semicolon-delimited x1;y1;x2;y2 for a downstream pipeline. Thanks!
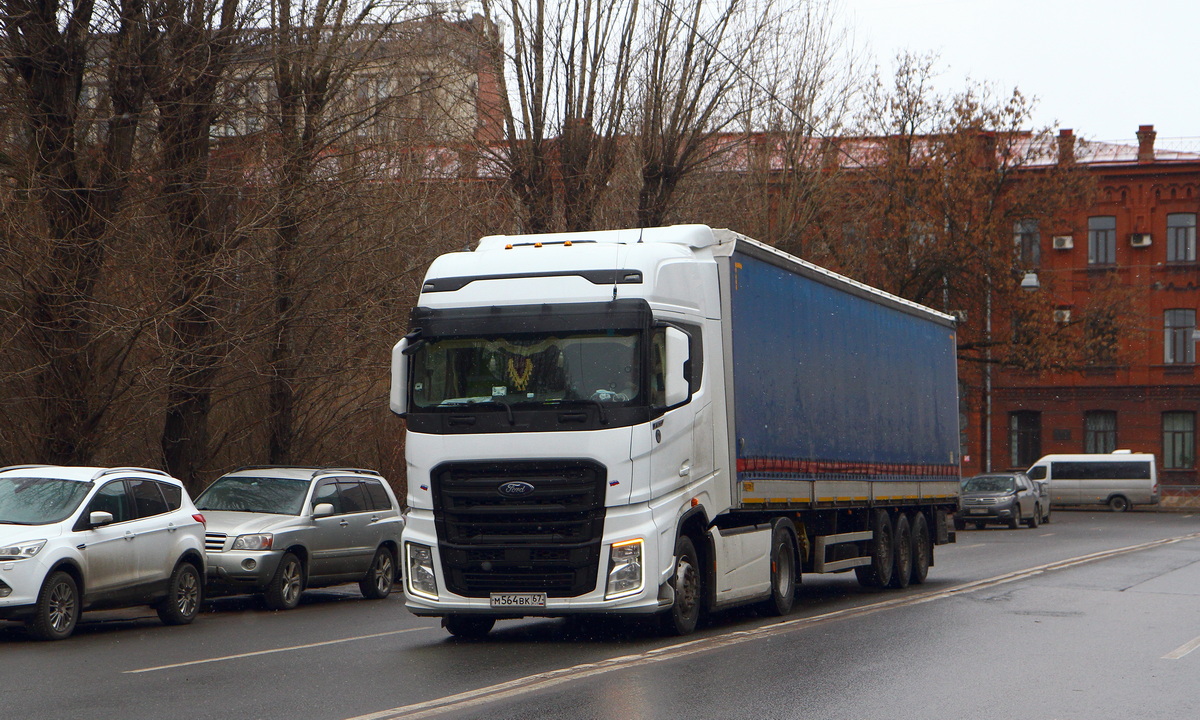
193;513;206;527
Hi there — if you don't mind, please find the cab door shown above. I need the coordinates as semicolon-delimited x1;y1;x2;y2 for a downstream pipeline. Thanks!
647;328;695;499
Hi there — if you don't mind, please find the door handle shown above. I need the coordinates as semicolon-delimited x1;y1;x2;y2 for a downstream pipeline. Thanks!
679;463;692;477
339;520;350;527
167;523;177;533
124;532;135;541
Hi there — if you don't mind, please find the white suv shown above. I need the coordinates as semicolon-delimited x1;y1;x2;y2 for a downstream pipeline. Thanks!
0;465;207;640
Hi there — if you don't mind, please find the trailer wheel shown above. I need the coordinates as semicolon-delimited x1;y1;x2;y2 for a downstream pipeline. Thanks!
888;514;912;589
909;512;931;585
761;523;798;616
854;509;893;589
660;535;702;636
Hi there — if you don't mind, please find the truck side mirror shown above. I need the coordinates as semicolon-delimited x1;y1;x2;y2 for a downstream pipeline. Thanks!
390;337;409;416
664;326;690;407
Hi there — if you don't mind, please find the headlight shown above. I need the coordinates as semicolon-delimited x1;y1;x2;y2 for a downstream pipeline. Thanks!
232;533;274;551
406;543;438;599
605;538;644;599
0;539;47;561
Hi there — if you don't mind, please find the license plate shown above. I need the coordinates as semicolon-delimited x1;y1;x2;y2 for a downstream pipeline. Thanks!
968;508;988;515
489;592;547;608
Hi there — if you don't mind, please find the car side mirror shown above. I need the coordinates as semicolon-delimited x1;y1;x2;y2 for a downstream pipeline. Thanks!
312;502;335;518
88;510;114;527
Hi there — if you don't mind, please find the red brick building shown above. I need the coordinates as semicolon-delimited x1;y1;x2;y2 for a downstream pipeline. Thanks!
983;125;1200;504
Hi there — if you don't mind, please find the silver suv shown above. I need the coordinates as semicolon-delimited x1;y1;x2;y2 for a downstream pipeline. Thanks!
195;467;404;610
0;465;207;640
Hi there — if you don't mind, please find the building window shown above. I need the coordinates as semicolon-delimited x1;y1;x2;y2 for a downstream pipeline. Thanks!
1084;411;1117;453
1163;412;1196;469
1164;309;1196;364
1014;219;1040;268
1009;411;1042;468
1088;215;1117;265
1167;213;1197;263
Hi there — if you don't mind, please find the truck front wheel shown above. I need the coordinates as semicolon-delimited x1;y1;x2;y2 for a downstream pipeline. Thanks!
661;535;702;636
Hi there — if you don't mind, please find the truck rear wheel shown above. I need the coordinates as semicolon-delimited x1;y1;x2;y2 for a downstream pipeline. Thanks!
855;509;894;589
909;512;931;585
761;522;797;616
888;514;912;589
660;535;702;635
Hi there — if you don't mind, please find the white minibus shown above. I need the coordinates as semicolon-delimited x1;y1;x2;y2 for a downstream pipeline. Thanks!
1026;452;1159;512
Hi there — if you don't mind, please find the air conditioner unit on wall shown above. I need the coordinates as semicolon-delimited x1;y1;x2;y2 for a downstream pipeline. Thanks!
1130;233;1152;247
1052;235;1074;250
1053;308;1072;324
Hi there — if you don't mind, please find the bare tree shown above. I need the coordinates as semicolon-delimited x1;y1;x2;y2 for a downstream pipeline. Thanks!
0;0;154;463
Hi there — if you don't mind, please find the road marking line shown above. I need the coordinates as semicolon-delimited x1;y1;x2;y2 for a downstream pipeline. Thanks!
1164;635;1200;660
347;531;1200;720
125;627;434;674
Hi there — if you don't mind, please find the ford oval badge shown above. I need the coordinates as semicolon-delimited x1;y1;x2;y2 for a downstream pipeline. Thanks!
498;481;535;498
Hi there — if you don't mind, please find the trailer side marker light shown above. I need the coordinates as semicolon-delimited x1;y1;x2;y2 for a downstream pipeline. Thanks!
534;242;542;247
564;240;573;246
505;244;513;249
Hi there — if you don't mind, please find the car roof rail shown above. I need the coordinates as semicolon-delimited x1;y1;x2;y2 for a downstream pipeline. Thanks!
311;467;383;478
91;467;172;481
0;464;53;472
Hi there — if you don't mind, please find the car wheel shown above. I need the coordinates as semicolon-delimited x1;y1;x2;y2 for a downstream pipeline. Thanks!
909;512;931;585
661;535;703;635
359;547;395;600
1008;507;1021;530
264;552;304;610
973;522;986;530
28;570;80;641
1108;495;1130;512
760;522;797;616
443;614;495;638
157;561;202;626
1027;505;1040;529
953;516;966;531
888;513;912;589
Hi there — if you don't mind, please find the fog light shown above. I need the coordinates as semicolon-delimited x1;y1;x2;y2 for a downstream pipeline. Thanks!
605;538;644;599
241;558;257;571
406;543;438;599
0;579;12;598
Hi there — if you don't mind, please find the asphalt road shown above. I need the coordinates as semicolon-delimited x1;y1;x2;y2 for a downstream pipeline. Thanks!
4;510;1199;720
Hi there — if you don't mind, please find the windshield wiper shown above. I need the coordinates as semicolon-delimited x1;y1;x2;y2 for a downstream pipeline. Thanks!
543;398;608;425
469;399;515;425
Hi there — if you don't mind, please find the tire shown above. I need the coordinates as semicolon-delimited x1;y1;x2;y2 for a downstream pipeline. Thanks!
1008;507;1021;530
28;571;80;641
855;509;894;589
1027;505;1040;529
888;514;912;589
359;546;395;600
1044;507;1052;523
1108;495;1130;512
264;552;304;611
660;535;703;635
973;522;986;530
953;516;966;531
909;512;931;585
761;522;798;616
157;561;202;626
443;614;495;638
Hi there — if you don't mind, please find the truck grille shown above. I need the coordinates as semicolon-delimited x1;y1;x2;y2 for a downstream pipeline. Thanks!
431;460;607;598
205;533;228;552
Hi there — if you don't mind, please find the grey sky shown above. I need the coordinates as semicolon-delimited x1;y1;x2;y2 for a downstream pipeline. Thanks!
847;0;1196;143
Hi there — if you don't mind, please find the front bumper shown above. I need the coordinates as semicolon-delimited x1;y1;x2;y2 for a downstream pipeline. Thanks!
401;506;670;618
959;504;1017;522
0;556;54;619
204;550;285;592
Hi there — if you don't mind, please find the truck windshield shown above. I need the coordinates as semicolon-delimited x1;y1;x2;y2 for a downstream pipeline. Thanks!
411;332;642;409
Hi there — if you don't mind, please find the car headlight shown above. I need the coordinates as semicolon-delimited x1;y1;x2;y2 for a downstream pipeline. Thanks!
406;543;438;599
0;539;47;561
231;533;274;551
605;538;644;599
